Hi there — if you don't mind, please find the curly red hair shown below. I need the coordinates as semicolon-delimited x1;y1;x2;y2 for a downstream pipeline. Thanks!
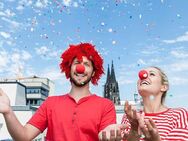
60;43;104;85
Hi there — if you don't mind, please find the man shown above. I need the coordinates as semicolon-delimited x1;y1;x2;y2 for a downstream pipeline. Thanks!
0;43;117;141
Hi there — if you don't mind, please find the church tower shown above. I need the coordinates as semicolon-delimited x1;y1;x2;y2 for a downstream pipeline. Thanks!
104;61;120;105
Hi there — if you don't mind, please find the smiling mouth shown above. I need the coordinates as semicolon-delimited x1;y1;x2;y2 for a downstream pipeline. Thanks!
74;72;86;77
140;80;150;85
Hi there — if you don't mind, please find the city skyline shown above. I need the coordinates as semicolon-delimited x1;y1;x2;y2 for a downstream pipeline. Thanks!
0;0;188;108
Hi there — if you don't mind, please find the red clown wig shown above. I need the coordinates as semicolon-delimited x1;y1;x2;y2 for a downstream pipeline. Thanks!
60;43;104;85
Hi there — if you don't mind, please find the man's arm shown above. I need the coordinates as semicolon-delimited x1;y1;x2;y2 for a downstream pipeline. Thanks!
0;88;41;141
4;109;41;141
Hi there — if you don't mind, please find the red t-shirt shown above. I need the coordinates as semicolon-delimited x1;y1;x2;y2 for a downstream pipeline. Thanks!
28;94;116;141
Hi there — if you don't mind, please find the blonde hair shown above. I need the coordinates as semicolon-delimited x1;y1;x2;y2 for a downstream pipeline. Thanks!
152;66;169;104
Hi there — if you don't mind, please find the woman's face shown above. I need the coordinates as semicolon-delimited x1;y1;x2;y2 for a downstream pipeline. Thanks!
137;67;166;97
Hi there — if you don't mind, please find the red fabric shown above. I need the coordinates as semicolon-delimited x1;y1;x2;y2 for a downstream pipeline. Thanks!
121;108;188;140
28;94;116;141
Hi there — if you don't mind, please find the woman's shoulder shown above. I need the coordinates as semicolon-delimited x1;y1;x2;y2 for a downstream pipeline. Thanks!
169;107;188;118
169;107;188;113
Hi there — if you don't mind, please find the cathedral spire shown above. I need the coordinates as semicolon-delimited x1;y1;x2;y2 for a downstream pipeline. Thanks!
106;64;110;83
110;60;116;82
103;61;120;105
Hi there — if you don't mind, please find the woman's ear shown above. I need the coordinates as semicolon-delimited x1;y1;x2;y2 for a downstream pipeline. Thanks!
161;84;168;92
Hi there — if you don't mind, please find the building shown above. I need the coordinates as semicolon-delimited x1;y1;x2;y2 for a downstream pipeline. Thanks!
103;61;120;105
103;61;141;123
19;76;55;107
0;76;54;140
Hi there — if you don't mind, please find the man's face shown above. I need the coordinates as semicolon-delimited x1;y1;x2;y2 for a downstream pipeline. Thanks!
70;56;94;87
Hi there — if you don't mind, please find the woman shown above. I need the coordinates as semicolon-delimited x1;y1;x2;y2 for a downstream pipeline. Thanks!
121;66;188;141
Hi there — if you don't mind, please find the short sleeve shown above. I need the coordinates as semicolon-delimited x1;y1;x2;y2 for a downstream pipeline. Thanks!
99;100;116;131
174;108;188;129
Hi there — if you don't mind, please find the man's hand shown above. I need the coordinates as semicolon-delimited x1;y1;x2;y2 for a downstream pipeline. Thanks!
98;124;128;141
0;88;11;115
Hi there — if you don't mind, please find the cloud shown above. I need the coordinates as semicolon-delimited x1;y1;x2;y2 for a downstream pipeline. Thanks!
0;32;11;39
116;64;136;85
35;0;49;8
169;77;188;85
63;0;72;6
140;45;165;55
1;17;21;30
22;50;32;60
0;9;15;17
0;48;32;78
41;68;64;81
16;0;32;11
35;46;49;55
0;2;4;9
169;61;188;72
99;47;109;56
0;50;9;69
170;50;188;59
35;46;61;59
137;59;146;65
163;31;188;44
118;78;134;85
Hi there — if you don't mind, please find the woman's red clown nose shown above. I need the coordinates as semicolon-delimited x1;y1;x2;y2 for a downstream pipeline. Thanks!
138;70;148;80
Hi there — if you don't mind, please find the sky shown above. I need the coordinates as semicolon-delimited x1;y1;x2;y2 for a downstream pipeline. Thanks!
0;0;188;108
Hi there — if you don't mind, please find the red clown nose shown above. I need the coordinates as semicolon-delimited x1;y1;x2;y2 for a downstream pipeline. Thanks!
138;70;148;80
76;64;85;74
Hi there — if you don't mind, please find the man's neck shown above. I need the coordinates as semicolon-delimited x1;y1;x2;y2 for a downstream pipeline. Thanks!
69;83;91;102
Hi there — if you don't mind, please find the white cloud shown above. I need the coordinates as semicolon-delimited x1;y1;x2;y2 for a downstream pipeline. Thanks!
11;53;20;63
137;59;146;65
16;5;24;11
170;50;188;59
1;17;21;30
118;78;134;85
116;64;136;85
0;32;10;39
0;48;32;78
35;0;48;8
41;68;64;81
0;2;4;10
0;9;15;17
99;47;109;56
169;77;188;85
73;2;78;7
22;50;32;60
18;0;32;7
35;46;61;59
0;50;9;69
163;31;188;44
63;0;72;6
140;45;164;55
170;61;188;72
35;46;49;55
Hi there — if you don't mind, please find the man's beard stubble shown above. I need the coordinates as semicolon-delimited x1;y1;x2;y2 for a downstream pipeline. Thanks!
70;74;92;87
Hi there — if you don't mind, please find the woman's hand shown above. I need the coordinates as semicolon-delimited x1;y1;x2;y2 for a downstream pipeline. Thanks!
140;118;161;141
124;101;140;131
